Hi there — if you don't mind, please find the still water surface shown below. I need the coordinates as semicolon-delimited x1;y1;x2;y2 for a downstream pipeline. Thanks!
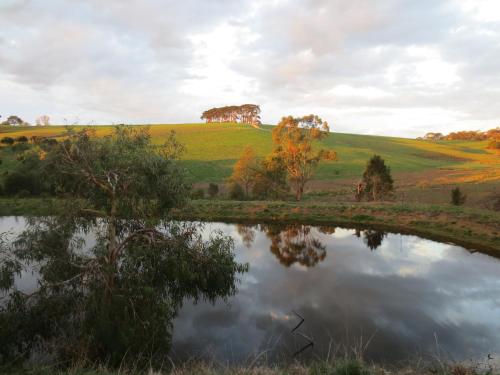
1;217;500;365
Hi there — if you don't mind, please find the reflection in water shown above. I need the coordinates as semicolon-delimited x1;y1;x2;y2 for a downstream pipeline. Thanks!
239;224;385;267
171;223;500;365
0;217;246;367
2;218;500;367
355;228;387;250
262;224;328;267
236;224;257;249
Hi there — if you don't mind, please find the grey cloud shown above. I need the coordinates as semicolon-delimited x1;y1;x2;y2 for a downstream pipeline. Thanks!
1;0;500;134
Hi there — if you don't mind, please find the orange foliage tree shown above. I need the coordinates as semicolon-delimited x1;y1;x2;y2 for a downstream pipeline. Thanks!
271;115;336;200
229;146;258;196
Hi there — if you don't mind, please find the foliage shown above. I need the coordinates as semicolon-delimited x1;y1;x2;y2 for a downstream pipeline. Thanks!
0;126;248;368
1;123;497;184
2;148;52;196
487;139;500;150
271;115;336;200
14;136;28;143
251;155;289;199
451;187;467;206
11;143;30;153
1;115;24;126
3;172;37;196
208;183;219;197
201;104;261;126
1;137;14;145
361;155;394;201
229;146;258;197
228;182;245;200
191;188;205;199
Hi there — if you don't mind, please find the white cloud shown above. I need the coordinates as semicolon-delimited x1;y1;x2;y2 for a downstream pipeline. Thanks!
1;0;500;136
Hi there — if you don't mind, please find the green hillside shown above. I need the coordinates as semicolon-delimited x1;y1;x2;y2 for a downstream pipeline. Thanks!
1;123;498;183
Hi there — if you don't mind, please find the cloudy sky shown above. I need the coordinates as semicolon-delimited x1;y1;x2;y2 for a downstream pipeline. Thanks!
1;0;499;137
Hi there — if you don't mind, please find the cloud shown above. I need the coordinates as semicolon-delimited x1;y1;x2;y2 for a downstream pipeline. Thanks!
0;0;499;136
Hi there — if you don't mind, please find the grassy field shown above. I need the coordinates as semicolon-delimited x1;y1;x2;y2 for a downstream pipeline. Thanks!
1;123;498;183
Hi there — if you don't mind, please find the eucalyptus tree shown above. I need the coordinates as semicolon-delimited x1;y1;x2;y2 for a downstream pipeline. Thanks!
0;126;247;367
271;115;337;200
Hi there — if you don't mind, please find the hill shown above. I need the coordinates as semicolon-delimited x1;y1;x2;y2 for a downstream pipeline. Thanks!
1;123;498;185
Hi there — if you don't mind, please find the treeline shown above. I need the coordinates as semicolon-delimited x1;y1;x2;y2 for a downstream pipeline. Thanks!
421;127;500;141
201;104;261;126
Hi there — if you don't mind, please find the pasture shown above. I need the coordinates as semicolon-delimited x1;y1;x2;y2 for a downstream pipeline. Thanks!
2;123;498;184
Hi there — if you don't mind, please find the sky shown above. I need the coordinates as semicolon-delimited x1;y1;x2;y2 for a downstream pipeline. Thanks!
1;0;499;137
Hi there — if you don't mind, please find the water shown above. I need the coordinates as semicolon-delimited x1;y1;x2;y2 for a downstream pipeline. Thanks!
1;217;500;365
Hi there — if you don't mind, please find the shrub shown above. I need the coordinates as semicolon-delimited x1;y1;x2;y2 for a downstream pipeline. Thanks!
3;172;37;196
16;189;32;198
190;188;205;199
15;135;29;143
451;187;466;206
228;182;245;200
487;139;500;150
208;183;219;198
0;137;14;145
11;142;31;153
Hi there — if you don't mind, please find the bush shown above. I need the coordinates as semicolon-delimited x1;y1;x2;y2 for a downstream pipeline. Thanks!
208;183;219;198
16;189;32;198
11;142;31;153
190;188;205;199
3;172;37;196
0;137;14;145
451;187;466;206
15;135;29;143
228;183;245;200
487;139;500;150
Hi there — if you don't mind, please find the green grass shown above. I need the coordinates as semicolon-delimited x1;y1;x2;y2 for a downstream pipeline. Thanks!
1;123;498;183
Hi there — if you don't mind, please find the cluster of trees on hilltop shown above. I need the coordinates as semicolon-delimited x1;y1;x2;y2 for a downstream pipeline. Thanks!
201;104;261;126
420;127;500;142
1;114;51;126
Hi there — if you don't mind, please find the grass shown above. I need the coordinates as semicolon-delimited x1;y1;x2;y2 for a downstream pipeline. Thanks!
2;359;498;375
1;197;499;254
2;123;498;183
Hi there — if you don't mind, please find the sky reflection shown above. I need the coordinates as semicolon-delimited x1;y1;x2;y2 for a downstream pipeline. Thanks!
172;223;500;365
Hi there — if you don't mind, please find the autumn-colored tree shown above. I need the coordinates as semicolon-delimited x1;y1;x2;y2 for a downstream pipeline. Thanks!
252;154;289;199
229;146;258;196
271;115;336;200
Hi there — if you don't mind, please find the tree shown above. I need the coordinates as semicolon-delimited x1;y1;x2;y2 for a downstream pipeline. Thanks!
36;115;50;126
0;136;14;145
361;155;394;201
271;115;336;200
208;182;219;197
15;135;29;143
201;104;261;126
251;154;289;199
3;115;24;126
451;187;466;205
229;146;257;196
0;126;247;367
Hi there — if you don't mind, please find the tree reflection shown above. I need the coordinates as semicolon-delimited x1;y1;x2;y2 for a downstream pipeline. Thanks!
355;228;386;250
236;224;257;248
262;224;330;267
0;217;247;367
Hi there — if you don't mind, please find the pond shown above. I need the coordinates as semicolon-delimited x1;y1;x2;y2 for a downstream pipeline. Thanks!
1;217;500;366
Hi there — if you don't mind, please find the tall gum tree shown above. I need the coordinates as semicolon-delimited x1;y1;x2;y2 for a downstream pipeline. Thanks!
272;115;337;200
